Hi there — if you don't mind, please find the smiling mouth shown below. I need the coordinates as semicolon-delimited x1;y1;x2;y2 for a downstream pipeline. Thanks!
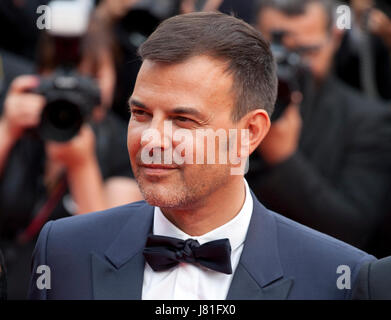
139;164;180;176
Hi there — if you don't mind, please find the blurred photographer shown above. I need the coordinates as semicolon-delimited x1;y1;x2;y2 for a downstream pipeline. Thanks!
247;0;391;252
352;0;391;49
0;0;142;299
335;0;391;101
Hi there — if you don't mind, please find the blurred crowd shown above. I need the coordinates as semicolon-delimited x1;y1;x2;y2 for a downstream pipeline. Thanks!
0;0;390;299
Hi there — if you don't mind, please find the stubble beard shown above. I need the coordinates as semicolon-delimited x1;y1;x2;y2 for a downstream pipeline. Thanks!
134;164;231;210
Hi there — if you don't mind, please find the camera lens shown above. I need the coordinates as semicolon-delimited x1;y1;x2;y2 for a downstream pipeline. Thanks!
39;99;83;142
47;99;80;129
271;78;294;121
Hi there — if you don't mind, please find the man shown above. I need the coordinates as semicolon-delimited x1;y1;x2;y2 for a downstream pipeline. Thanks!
29;12;375;300
248;0;391;252
335;0;391;101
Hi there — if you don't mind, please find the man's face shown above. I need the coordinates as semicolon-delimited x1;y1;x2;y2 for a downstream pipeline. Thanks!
256;3;338;81
127;55;243;209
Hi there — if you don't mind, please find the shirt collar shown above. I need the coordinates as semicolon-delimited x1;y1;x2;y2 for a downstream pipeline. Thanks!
153;179;253;251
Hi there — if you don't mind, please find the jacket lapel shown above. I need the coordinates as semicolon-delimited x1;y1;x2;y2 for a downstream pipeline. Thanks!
90;192;294;300
91;202;154;300
226;191;294;300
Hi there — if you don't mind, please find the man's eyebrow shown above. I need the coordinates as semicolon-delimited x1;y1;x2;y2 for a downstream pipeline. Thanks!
129;99;207;121
171;107;204;119
128;98;149;110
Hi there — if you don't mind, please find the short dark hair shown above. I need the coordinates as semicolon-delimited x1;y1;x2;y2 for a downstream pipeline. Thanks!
138;12;278;121
256;0;335;31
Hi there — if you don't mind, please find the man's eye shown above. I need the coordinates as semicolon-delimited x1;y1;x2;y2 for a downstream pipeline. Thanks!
131;109;148;117
175;116;191;122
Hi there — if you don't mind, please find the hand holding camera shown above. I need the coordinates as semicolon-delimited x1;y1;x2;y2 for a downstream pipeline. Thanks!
1;72;99;173
45;124;96;171
0;75;45;142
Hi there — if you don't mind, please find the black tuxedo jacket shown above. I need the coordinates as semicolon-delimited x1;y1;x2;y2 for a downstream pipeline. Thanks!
28;192;375;300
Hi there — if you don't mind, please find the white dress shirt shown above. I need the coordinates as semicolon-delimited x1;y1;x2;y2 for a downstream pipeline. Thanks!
142;179;253;300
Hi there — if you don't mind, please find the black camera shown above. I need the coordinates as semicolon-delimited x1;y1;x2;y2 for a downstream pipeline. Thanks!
34;70;100;142
270;30;308;121
32;0;100;142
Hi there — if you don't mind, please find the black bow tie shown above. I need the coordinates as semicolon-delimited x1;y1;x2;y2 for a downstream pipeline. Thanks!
143;234;232;274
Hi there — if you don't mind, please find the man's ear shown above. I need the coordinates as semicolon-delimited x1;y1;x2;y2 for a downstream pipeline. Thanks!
239;109;271;158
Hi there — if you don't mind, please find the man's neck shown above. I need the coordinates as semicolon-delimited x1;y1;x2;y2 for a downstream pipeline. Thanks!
160;177;246;236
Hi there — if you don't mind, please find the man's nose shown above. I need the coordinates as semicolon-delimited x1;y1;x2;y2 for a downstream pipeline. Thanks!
140;118;172;151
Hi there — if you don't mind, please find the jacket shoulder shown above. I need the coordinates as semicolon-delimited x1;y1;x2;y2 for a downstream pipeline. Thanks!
29;201;152;299
42;200;152;252
272;210;372;260
51;200;148;231
269;210;375;299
